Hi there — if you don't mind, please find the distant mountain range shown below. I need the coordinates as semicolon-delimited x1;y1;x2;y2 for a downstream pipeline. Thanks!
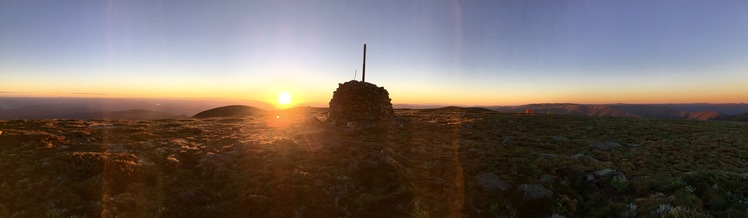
0;97;271;120
188;103;747;122
485;103;748;121
2;97;747;121
0;106;187;120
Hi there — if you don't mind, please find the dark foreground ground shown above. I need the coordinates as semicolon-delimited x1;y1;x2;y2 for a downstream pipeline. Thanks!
1;108;747;217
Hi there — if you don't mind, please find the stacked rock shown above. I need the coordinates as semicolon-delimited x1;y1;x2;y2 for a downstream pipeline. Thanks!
328;80;395;128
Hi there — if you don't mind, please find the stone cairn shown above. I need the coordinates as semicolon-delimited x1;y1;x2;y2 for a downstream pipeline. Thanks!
328;80;395;128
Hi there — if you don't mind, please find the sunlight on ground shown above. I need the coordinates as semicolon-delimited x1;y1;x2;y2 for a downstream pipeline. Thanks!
266;107;304;128
267;91;301;128
267;114;291;128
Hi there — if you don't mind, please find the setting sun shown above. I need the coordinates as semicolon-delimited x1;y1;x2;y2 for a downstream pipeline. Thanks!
277;92;292;105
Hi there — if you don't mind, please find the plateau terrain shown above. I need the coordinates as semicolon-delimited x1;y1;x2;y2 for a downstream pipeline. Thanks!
1;107;747;217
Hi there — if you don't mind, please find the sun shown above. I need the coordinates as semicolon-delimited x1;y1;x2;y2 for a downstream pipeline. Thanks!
277;91;292;105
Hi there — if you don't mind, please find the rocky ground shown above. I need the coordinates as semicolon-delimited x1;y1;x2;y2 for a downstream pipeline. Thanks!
1;108;747;217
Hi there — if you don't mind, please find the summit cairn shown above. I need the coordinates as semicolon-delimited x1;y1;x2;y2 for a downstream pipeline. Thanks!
328;80;394;128
328;44;394;128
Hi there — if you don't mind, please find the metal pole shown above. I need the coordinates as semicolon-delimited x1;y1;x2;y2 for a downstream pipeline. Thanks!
362;44;366;82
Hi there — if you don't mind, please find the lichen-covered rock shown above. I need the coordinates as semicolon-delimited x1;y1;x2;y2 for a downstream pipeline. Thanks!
589;142;619;151
572;153;599;162
328;80;395;128
475;171;511;191
502;137;517;146
518;184;553;200
594;168;616;178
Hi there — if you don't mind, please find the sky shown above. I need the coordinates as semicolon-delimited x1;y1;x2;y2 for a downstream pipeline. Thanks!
1;0;747;107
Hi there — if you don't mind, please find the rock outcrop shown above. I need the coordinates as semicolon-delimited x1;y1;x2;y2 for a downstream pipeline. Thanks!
328;80;395;128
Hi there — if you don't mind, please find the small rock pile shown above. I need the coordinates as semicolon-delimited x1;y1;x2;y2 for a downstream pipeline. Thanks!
328;80;395;128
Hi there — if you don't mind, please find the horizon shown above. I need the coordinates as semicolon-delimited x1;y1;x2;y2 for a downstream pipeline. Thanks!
1;96;746;111
2;1;747;106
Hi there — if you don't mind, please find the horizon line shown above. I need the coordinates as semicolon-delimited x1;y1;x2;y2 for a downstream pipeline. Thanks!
0;95;745;107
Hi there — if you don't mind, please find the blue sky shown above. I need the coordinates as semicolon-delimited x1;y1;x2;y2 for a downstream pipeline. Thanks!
1;0;747;105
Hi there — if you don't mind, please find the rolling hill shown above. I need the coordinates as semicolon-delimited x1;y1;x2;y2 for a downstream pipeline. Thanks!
677;111;726;121
192;105;267;118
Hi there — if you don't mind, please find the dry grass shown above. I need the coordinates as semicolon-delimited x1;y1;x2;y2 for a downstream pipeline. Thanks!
1;109;747;217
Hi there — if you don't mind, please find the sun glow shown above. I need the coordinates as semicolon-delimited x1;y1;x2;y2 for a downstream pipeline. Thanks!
277;92;292;105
